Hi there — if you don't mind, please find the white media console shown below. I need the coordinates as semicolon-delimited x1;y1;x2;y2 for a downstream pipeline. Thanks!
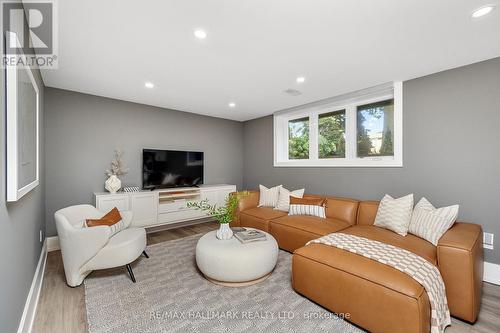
94;184;237;228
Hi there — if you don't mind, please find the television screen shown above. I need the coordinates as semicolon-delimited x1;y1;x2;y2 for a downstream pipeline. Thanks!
142;149;204;189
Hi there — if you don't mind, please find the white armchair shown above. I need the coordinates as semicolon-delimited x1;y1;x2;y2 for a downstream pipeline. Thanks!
55;204;147;287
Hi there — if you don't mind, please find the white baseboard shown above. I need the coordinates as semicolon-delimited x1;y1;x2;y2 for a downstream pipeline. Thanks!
17;240;47;333
46;236;60;251
484;262;500;285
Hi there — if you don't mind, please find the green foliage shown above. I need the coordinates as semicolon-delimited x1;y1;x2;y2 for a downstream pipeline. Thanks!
318;112;345;158
187;191;249;224
356;111;373;157
288;118;309;159
288;136;309;159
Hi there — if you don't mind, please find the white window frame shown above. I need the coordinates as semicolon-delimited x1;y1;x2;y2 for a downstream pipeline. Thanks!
274;82;403;167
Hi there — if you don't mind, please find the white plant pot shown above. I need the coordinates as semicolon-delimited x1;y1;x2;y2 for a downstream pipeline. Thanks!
105;175;121;194
216;223;233;240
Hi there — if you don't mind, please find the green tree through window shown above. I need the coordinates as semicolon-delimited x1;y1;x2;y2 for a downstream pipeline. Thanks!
357;100;394;157
288;117;309;159
319;110;345;158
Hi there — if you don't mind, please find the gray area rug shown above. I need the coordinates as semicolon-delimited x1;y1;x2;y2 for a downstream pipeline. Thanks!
84;234;363;333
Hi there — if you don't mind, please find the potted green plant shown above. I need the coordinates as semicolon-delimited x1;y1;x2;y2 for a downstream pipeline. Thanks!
187;191;249;240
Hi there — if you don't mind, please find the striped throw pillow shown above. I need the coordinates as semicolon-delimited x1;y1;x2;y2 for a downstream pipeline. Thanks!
409;198;459;245
374;194;414;236
288;197;326;218
258;184;282;207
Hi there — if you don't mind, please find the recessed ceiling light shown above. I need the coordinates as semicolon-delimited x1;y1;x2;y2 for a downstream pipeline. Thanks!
296;76;306;83
194;29;207;39
472;5;495;18
144;82;154;88
228;102;236;108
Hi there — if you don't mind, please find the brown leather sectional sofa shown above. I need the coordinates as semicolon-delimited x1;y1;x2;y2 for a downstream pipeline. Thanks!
231;191;483;333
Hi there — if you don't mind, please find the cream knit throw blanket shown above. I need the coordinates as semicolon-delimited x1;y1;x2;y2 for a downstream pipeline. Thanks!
307;233;451;333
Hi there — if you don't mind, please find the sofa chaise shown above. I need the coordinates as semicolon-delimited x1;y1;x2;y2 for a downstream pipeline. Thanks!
231;191;483;333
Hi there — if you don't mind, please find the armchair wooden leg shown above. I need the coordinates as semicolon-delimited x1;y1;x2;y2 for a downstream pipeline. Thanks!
143;250;149;258
126;264;136;283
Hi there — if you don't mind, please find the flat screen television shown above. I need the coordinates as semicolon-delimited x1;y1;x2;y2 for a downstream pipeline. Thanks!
142;149;204;189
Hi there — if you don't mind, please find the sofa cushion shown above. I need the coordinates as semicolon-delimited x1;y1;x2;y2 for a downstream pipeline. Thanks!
437;223;483;322
301;195;359;225
241;207;288;220
269;215;350;252
357;201;379;225
293;244;430;333
325;197;359;225
295;243;427;299
272;215;349;235
239;207;288;232
342;225;437;265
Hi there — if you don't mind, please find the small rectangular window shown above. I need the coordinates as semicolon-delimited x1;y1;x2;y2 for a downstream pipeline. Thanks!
318;110;345;158
274;82;402;167
288;117;309;159
357;99;394;157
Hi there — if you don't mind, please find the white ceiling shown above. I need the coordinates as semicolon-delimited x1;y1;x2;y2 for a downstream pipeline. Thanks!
41;0;500;121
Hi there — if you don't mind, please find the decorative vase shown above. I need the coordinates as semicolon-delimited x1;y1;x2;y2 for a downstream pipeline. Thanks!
105;175;121;194
216;223;233;240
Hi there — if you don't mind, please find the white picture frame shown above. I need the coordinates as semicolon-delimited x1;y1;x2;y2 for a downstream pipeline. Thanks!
6;31;40;202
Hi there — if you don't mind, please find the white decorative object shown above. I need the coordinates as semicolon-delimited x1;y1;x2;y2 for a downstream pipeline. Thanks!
105;148;129;178
196;228;279;286
216;223;233;240
104;149;129;193
6;32;40;202
105;175;122;194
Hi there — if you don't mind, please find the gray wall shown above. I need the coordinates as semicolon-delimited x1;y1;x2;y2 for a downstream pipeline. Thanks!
44;88;244;236
0;13;46;333
243;57;500;264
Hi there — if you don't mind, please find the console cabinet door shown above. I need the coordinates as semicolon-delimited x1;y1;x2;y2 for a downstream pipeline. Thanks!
130;193;158;227
96;194;129;212
217;189;234;206
201;190;218;206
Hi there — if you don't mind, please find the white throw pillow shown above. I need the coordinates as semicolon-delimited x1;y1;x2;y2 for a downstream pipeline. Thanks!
374;194;414;236
409;197;459;246
275;187;305;212
258;184;282;207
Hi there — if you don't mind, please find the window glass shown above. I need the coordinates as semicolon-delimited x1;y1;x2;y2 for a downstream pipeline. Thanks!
288;117;309;159
357;100;394;157
318;110;346;158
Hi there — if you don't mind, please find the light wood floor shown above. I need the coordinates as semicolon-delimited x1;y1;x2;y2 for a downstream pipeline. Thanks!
33;222;500;333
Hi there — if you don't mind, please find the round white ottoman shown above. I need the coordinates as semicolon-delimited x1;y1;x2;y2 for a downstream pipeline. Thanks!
195;228;279;287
